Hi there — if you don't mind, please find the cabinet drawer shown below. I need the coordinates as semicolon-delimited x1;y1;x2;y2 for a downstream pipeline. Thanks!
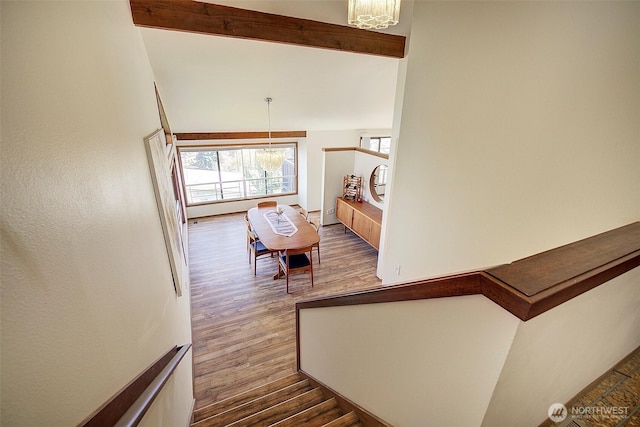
336;198;353;227
369;221;381;250
352;210;371;241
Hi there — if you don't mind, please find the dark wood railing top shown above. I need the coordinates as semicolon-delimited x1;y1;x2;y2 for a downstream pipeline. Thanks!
297;222;640;321
79;344;191;427
487;222;640;297
323;147;390;160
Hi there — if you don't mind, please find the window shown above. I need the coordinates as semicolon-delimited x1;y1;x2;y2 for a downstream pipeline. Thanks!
361;136;391;154
178;143;297;205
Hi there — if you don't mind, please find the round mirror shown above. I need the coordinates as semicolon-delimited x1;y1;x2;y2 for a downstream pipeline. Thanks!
369;165;388;203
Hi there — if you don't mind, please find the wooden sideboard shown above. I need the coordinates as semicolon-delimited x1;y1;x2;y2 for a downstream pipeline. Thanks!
336;197;382;250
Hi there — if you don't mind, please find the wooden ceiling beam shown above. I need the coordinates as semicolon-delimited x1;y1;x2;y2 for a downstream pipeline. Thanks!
129;0;406;59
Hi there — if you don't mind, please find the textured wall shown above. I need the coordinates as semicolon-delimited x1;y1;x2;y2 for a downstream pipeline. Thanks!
383;1;640;283
300;296;520;426
300;2;639;426
1;1;193;425
482;270;640;426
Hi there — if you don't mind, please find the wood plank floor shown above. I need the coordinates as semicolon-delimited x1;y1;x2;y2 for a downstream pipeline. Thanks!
188;210;383;410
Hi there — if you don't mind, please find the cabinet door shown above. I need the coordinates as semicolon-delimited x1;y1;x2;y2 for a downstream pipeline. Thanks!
369;221;381;250
352;210;371;242
336;199;353;228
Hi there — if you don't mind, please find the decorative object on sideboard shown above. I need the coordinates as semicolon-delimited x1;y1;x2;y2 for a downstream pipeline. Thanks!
343;174;362;201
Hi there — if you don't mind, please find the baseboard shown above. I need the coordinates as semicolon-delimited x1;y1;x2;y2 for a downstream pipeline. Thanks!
187;398;196;427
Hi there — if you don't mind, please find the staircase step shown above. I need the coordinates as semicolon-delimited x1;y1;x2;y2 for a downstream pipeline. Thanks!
227;387;325;427
322;411;363;427
193;373;302;422
269;397;342;427
194;379;312;426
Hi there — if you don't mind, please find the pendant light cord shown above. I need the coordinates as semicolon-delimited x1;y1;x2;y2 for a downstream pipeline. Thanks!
265;97;273;146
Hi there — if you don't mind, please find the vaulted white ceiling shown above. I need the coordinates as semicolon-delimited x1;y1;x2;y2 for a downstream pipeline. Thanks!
138;1;413;134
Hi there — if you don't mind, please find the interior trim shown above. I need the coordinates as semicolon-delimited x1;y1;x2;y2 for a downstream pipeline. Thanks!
297;222;640;321
78;344;192;427
175;131;307;141
323;147;389;159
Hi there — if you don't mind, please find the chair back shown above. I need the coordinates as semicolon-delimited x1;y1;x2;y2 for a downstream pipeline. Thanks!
244;214;259;243
284;246;312;259
243;214;253;234
279;246;314;293
246;213;276;274
257;201;277;209
299;208;309;220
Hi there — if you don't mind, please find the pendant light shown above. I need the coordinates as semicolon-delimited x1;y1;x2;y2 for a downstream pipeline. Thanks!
348;0;401;30
256;97;285;174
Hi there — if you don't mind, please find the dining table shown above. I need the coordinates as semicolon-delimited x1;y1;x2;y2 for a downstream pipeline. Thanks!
247;204;320;252
248;204;320;281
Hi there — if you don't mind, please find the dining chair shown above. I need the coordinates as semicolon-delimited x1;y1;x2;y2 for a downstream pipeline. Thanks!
257;201;277;209
309;218;321;264
244;214;253;252
278;246;314;293
299;208;309;220
244;214;276;275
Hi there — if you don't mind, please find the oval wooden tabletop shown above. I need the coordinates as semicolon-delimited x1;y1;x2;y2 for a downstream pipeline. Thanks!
247;205;320;251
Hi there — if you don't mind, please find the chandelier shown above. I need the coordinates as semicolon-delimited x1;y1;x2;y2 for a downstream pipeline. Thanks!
348;0;401;30
256;97;285;174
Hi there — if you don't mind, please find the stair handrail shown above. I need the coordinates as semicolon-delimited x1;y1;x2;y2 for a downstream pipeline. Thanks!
78;343;191;427
296;221;640;361
295;222;640;426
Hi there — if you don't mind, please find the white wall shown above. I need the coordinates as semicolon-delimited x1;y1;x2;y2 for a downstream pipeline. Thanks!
306;130;360;212
1;1;193;425
482;269;640;427
350;2;639;423
321;150;355;225
378;51;409;281
299;296;520;426
353;151;388;210
322;149;390;279
297;137;309;211
354;151;390;278
320;147;390;226
299;268;640;427
383;1;640;283
187;194;299;218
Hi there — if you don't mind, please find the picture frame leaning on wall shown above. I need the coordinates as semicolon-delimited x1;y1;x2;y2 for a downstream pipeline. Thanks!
144;128;187;296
